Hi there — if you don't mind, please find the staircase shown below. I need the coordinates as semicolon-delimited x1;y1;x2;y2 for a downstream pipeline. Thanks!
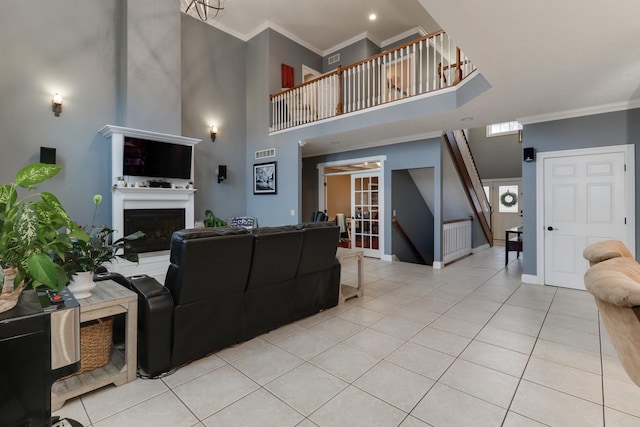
442;130;493;246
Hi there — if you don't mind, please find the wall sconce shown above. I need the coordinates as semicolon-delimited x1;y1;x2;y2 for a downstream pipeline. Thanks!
210;124;218;142
52;93;62;117
216;165;227;183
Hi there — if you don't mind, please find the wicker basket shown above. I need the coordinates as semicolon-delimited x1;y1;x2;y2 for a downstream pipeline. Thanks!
76;317;114;375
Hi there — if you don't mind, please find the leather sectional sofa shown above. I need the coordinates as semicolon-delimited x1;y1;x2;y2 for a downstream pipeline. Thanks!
109;222;341;377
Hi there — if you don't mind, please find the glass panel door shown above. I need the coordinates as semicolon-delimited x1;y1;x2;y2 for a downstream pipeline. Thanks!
351;173;380;258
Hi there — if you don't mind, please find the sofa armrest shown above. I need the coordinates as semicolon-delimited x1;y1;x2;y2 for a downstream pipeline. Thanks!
127;275;174;378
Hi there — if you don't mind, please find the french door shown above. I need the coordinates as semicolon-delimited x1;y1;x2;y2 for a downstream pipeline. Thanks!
351;172;381;258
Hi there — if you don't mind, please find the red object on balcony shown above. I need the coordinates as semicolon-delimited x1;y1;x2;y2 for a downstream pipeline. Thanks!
281;64;294;88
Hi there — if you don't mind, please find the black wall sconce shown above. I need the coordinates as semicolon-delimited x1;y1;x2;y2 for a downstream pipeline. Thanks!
210;124;218;142
52;93;62;117
217;165;227;183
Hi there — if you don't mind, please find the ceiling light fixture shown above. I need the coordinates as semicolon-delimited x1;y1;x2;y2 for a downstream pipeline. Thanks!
183;0;225;22
369;13;377;21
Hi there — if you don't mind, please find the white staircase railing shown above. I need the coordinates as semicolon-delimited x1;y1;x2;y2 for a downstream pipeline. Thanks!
443;218;473;264
270;30;476;132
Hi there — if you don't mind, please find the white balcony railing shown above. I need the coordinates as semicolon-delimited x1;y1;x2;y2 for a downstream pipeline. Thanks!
270;30;476;132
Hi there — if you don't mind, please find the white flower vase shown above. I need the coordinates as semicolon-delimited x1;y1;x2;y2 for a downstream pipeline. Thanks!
68;271;96;299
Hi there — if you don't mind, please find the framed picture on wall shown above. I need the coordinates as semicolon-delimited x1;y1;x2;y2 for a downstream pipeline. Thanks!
253;161;277;194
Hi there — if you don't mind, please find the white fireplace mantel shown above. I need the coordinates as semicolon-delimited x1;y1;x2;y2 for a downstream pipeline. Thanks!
99;125;201;280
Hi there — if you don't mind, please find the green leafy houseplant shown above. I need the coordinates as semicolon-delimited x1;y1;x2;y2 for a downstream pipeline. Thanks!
204;210;227;227
0;163;76;291
59;194;145;280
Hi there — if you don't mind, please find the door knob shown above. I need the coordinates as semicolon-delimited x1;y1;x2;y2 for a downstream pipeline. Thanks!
547;226;554;231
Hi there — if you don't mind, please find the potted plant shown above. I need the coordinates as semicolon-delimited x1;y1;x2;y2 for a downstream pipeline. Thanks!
58;194;144;299
0;163;77;312
204;210;227;227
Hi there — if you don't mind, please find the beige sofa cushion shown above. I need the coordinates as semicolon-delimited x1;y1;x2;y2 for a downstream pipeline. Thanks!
584;257;640;387
585;257;640;307
583;240;633;266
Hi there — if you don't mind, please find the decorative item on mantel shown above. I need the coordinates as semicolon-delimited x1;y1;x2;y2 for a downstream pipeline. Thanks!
0;163;77;313
58;194;145;299
114;176;126;188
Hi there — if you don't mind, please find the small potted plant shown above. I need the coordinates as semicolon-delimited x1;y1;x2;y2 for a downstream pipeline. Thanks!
114;176;126;188
204;210;227;227
0;163;76;312
58;194;144;299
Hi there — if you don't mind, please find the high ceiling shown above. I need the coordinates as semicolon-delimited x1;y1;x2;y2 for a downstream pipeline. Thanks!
195;0;440;54
193;0;640;155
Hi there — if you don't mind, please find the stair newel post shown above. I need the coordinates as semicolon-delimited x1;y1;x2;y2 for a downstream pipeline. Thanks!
336;65;343;115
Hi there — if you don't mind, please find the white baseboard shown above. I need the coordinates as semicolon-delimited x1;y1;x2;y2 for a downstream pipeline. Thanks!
432;261;443;269
521;274;543;285
381;254;394;262
472;243;490;253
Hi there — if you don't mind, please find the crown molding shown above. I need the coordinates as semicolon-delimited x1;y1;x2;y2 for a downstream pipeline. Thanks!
518;99;640;125
322;32;379;58
380;27;427;49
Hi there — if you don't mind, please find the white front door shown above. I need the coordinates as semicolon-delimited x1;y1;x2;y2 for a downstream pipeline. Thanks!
485;179;522;242
351;172;381;258
543;149;631;289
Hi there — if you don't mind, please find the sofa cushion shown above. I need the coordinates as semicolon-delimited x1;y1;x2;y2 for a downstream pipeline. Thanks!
247;228;303;289
296;224;339;276
583;240;633;265
166;228;254;305
584;257;640;307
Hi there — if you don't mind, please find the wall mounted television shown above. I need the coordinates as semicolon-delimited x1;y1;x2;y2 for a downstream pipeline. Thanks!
123;136;192;179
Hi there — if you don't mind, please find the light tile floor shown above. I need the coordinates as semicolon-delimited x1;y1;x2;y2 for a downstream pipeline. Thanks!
54;246;640;426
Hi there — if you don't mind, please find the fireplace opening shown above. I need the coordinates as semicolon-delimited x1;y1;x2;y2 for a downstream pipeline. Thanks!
124;208;185;253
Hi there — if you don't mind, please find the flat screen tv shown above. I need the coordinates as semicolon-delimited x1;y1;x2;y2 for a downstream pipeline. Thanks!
123;137;192;180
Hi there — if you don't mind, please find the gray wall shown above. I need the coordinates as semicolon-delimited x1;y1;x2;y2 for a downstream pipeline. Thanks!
0;1;120;227
522;108;640;276
124;0;182;134
245;29;322;226
0;2;247;230
302;137;443;259
392;170;434;264
181;15;247;222
322;39;380;73
467;127;522;179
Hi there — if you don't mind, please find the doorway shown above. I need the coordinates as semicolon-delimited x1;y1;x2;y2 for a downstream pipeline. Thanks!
537;145;635;289
318;156;386;259
483;178;522;243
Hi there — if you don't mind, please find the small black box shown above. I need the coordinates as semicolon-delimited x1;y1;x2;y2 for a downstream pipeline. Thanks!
40;147;56;164
523;147;535;162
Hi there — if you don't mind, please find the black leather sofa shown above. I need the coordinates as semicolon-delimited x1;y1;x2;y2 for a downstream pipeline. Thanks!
106;222;341;377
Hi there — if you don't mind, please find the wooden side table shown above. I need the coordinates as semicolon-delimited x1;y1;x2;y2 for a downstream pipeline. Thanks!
51;280;138;410
505;226;523;266
336;248;364;303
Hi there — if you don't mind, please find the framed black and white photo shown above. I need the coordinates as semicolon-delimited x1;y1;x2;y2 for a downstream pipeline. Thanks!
253;161;277;194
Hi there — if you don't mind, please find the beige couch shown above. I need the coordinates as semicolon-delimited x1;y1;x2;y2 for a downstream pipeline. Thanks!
583;240;640;387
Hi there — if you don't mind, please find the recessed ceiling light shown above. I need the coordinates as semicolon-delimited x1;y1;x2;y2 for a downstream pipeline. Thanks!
369;13;377;21
461;117;474;121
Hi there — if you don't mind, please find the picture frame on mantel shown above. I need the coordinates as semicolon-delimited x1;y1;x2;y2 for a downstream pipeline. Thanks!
253;161;277;194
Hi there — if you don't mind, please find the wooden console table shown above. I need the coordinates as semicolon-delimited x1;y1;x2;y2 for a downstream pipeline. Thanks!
336;248;364;303
505;226;523;266
52;280;138;410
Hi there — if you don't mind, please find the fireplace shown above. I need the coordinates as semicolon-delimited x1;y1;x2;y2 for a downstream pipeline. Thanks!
100;125;200;278
124;208;185;253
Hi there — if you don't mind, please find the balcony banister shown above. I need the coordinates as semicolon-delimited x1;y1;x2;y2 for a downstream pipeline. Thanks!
269;30;475;132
